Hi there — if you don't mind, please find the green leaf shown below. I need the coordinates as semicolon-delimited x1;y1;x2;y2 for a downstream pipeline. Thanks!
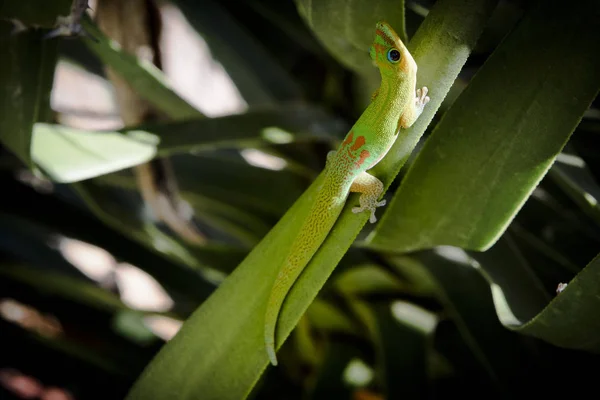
295;0;408;75
79;16;202;120
368;0;600;253
32;123;158;183
0;22;57;167
32;104;342;183
124;1;499;398
515;252;600;353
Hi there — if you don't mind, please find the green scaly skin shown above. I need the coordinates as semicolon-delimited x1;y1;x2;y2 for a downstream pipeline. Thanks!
265;21;430;366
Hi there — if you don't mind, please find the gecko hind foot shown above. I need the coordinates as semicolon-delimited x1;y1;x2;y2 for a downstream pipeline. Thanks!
352;199;386;223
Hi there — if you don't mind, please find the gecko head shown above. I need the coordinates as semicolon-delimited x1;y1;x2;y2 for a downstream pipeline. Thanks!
370;21;415;77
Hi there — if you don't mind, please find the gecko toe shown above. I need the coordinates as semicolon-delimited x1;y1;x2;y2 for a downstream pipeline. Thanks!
369;212;377;223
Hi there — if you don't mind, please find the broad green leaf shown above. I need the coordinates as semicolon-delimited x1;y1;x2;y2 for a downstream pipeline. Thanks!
0;0;70;27
33;123;157;183
368;0;600;253
32;104;342;183
0;22;57;167
515;252;600;353
125;1;499;398
79;16;202;120
295;0;408;75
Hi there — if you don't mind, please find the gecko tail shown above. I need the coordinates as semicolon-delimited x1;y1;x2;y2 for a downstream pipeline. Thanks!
263;182;344;367
264;263;296;367
266;335;278;366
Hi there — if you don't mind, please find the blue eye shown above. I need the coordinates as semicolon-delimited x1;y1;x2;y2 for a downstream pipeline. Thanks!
387;49;401;63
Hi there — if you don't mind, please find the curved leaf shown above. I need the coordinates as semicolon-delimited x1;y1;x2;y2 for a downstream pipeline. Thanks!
515;252;600;353
125;1;499;398
367;0;600;253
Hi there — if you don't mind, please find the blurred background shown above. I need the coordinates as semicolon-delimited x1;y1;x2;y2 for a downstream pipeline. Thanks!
1;0;600;399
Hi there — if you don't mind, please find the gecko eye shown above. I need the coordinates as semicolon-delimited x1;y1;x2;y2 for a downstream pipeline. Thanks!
387;49;401;63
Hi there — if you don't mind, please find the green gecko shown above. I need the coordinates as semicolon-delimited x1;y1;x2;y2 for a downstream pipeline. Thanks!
264;21;430;366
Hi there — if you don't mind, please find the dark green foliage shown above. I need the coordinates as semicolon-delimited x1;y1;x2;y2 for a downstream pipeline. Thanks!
1;0;600;399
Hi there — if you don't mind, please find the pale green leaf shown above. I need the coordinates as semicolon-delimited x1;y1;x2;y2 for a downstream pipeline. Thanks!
32;104;342;183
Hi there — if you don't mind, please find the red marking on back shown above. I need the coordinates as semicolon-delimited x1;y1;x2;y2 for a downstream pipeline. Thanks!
342;132;354;147
351;136;366;151
375;29;395;46
355;150;370;169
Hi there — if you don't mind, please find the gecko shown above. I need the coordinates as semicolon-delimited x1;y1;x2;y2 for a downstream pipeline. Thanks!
264;21;430;366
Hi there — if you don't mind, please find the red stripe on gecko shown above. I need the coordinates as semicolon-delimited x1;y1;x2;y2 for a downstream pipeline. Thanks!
355;150;370;168
375;29;395;46
342;132;354;147
350;136;366;151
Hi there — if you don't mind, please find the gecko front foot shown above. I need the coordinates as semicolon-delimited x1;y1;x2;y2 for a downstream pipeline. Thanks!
352;199;386;223
416;87;430;112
